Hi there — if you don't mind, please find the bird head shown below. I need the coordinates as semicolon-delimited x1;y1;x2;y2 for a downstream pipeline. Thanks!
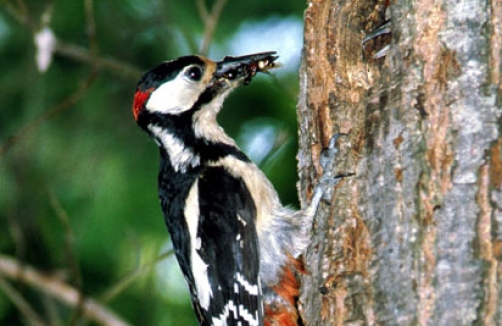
132;52;278;128
132;52;278;172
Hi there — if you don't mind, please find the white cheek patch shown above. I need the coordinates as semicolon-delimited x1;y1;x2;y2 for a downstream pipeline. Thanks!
146;75;203;114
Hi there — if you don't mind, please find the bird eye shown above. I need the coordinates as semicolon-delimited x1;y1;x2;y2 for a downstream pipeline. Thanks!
185;66;203;82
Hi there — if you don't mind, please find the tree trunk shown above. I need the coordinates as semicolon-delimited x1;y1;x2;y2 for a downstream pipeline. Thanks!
297;0;502;325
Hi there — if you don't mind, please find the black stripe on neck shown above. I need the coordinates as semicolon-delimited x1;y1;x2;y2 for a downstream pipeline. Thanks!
142;111;250;166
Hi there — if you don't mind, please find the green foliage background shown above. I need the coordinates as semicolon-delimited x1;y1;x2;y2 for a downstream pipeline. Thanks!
0;0;304;325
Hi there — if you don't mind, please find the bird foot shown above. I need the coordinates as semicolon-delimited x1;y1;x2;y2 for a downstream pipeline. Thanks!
317;134;354;203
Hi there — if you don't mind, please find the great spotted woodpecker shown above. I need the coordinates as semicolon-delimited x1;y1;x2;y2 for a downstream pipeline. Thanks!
132;52;345;326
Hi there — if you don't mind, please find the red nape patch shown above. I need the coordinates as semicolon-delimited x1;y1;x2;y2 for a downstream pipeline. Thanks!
132;88;153;121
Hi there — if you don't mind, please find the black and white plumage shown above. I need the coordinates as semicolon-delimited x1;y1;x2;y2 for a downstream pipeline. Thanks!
132;52;336;326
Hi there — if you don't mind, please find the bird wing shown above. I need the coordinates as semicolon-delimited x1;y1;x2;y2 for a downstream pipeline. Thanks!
189;165;263;326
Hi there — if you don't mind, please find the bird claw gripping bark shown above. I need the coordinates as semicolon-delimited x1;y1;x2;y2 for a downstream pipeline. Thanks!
362;20;391;59
362;21;391;44
314;133;354;204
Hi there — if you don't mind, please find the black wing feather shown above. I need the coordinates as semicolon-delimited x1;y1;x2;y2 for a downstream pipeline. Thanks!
195;166;263;326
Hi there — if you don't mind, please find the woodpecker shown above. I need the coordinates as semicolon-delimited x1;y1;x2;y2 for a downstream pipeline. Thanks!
132;52;345;326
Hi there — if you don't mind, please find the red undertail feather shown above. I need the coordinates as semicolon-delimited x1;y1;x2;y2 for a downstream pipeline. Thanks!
265;256;305;326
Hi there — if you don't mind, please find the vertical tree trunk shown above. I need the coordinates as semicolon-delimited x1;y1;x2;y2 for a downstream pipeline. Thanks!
297;0;502;325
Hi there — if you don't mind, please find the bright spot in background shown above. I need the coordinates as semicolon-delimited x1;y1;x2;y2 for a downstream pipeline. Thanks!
238;119;283;165
223;17;303;164
34;27;56;73
215;16;304;75
156;242;191;304
0;12;11;48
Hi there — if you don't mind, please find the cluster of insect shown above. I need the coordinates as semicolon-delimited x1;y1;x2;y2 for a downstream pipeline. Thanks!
216;51;279;85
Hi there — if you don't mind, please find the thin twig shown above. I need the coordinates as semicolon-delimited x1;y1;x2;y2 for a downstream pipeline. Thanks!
100;249;174;303
195;0;209;23
197;0;229;55
14;0;28;16
41;294;64;326
2;0;139;156
84;0;98;57
0;71;98;156
0;254;131;326
7;213;27;268
48;190;86;326
1;2;142;79
2;0;33;29
40;1;54;26
0;0;142;155
48;191;82;291
54;42;143;79
0;277;48;326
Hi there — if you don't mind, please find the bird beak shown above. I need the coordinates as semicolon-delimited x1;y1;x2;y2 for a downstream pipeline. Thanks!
214;51;279;85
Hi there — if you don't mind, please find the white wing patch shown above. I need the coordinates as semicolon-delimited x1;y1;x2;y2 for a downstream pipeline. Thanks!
211;300;260;326
149;126;200;172
213;274;260;325
184;180;213;310
236;273;259;296
211;300;237;326
238;304;260;326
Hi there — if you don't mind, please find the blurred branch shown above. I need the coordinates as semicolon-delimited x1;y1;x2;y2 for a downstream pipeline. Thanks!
0;254;131;326
2;0;33;29
48;191;83;290
84;0;98;57
7;213;27;267
1;0;142;155
48;190;85;326
196;0;229;55
0;71;98;156
195;0;209;22
52;0;142;79
100;249;174;303
54;42;142;79
41;295;64;326
1;1;142;79
0;277;48;326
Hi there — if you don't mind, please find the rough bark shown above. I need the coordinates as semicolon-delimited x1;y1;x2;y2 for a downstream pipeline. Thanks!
297;0;502;325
